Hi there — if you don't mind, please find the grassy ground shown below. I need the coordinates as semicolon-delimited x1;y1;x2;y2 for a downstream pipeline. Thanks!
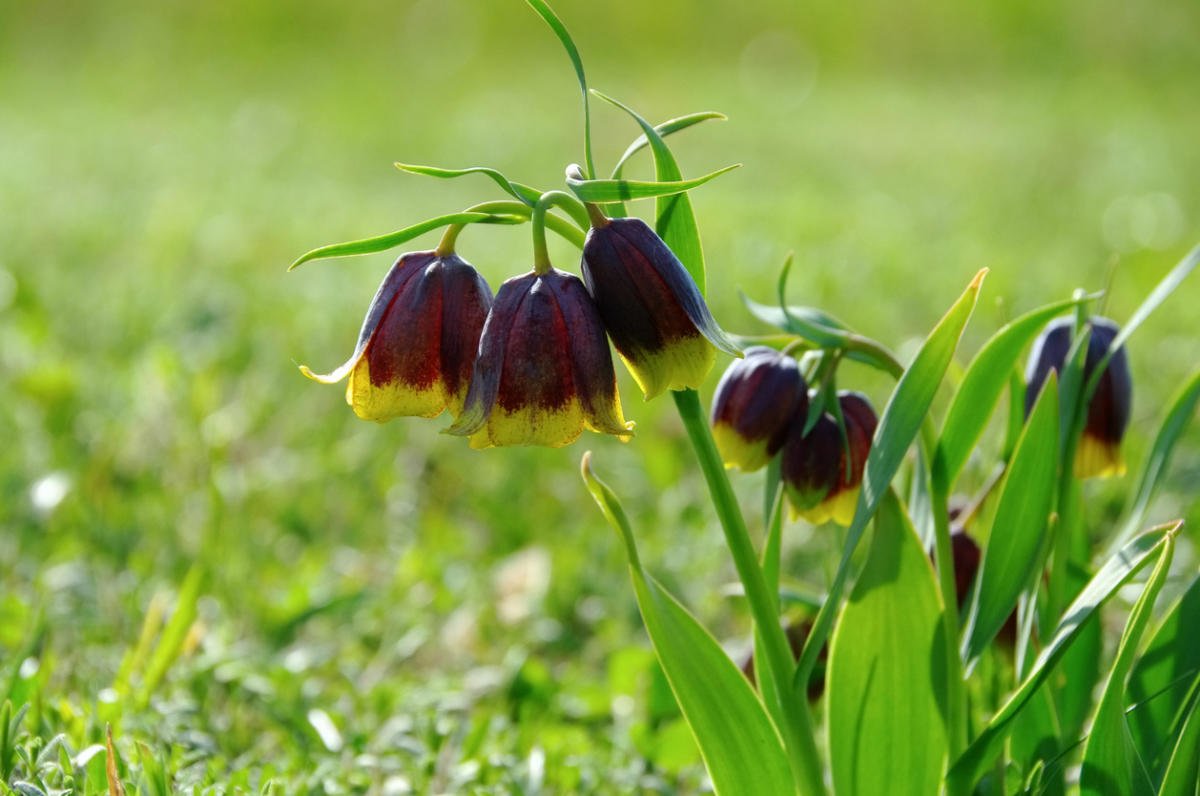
2;0;1198;792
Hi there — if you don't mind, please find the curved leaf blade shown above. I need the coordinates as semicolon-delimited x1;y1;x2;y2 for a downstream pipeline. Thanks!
288;212;524;270
1080;533;1175;796
1156;675;1200;796
1128;575;1200;781
796;270;986;684
962;374;1059;664
611;111;728;177
524;0;595;178
566;164;740;203
828;490;950;796
580;455;793;796
946;524;1180;793
394;163;543;206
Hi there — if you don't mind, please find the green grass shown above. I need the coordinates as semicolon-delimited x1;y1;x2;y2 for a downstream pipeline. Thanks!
1;0;1198;791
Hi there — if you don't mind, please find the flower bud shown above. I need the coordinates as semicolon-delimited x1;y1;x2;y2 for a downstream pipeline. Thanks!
581;217;740;399
447;268;634;448
1025;316;1132;478
781;391;878;526
710;347;808;471
301;251;492;422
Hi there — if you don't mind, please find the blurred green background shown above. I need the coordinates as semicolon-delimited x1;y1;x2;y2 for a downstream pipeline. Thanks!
2;0;1198;790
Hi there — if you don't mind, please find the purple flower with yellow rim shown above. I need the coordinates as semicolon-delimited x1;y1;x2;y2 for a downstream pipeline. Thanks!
781;391;877;526
710;346;808;471
581;216;740;399
301;251;492;422
1025;316;1132;478
447;268;634;448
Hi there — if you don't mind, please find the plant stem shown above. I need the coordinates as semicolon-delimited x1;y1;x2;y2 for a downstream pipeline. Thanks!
673;388;826;796
532;191;590;274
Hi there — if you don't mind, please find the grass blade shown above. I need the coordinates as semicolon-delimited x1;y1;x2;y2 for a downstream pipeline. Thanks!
946;523;1180;793
828;490;951;796
1156;675;1200;796
1128;575;1200;781
1080;532;1175;795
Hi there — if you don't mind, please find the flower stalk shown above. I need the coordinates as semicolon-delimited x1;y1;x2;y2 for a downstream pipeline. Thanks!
673;387;827;796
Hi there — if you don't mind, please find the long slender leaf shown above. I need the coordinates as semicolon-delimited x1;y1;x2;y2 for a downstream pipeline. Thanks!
1108;370;1200;555
565;164;740;203
393;163;543;205
611;112;728;177
936;295;1090;485
1128;575;1200;781
524;0;594;178
946;524;1180;793
591;89;709;294
1109;243;1200;355
796;270;986;685
1080;533;1175;796
1156;674;1200;796
288;211;524;270
828;490;950;796
580;454;793;796
137;566;203;707
962;374;1059;664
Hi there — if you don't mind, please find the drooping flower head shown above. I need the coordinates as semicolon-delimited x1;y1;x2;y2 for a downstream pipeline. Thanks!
711;347;808;471
447;268;634;448
581;216;740;399
782;391;878;526
301;251;492;422
1025;316;1132;478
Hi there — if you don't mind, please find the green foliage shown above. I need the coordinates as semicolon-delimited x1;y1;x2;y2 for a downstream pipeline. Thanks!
827;490;949;796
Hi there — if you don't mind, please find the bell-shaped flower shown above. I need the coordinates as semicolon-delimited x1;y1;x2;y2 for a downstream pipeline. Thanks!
581;216;740;399
781;391;878;526
447;268;634;448
710;346;808;471
301;251;492;422
1025;316;1132;478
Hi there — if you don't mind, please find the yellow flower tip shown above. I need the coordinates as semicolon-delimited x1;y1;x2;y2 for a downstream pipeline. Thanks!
347;358;449;423
712;423;769;472
827;487;860;527
1075;434;1126;479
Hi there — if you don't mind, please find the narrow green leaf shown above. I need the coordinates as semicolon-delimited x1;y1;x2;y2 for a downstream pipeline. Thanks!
524;0;594;179
394;163;543;205
611;112;728;178
138;566;203;706
580;454;793;796
1108;370;1200;555
566;164;740;203
591;89;709;294
828;490;950;796
1109;243;1200;356
1157;675;1200;796
288;211;524;270
1080;533;1175;796
962;374;1059;664
946;524;1180;793
936;295;1090;485
796;270;986;685
1009;688;1064;794
1128;575;1200;780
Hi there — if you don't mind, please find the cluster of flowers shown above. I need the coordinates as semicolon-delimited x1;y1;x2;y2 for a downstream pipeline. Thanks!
709;347;879;527
302;214;738;448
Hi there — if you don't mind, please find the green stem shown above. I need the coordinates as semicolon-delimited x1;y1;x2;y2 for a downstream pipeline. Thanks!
930;463;968;760
531;191;590;274
673;388;826;796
